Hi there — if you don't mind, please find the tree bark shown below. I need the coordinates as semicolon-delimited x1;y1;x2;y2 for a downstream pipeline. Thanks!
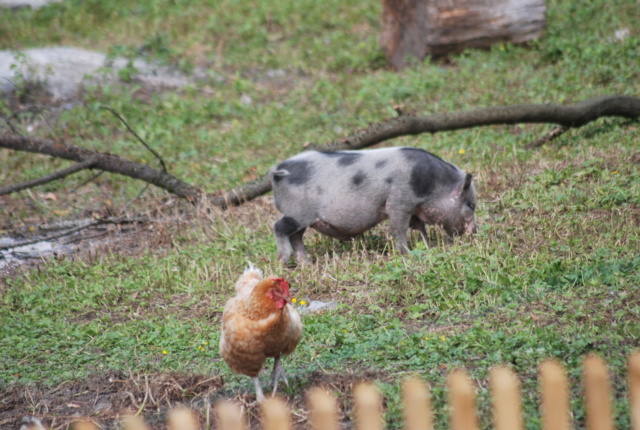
381;0;546;70
1;95;638;206
0;156;98;196
315;95;640;153
0;135;201;201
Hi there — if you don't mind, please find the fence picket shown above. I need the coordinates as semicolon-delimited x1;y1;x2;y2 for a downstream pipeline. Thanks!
490;366;523;430
584;354;614;430
216;400;245;430
71;421;98;430
354;382;384;430
539;360;571;430
94;353;639;430
631;352;640;430
122;415;151;430
448;370;478;430
167;407;200;430
261;397;291;430
402;377;433;430
307;387;339;430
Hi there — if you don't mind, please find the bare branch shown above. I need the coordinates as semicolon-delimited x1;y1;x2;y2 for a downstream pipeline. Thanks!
0;217;147;251
525;125;570;149
124;183;151;211
7;217;136;233
0;113;20;135
208;177;274;209
100;106;168;172
0;221;95;251
0;156;99;196
63;231;108;244
4;78;60;139
0;135;201;200
71;170;104;192
314;95;640;152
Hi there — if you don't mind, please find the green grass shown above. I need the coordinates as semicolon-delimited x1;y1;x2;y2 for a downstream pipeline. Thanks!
1;0;639;428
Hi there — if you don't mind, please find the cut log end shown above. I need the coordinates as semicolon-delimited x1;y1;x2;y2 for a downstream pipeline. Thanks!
381;0;547;70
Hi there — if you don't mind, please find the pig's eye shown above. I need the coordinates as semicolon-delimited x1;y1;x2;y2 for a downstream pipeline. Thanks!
468;202;476;210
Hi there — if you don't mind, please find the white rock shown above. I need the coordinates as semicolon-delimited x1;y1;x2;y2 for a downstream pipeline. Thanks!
614;28;630;41
0;0;62;9
298;300;338;315
0;47;196;100
240;94;252;105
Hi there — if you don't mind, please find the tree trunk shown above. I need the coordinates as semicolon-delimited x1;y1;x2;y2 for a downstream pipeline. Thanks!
381;0;546;70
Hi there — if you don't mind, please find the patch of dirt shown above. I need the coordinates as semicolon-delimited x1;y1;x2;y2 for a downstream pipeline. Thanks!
0;372;224;430
0;369;394;430
0;215;171;278
0;192;199;278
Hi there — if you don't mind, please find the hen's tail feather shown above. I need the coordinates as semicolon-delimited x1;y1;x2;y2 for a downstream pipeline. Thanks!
234;261;263;295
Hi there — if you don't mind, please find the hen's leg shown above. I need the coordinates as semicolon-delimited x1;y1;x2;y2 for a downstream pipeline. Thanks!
270;356;289;396
253;376;266;402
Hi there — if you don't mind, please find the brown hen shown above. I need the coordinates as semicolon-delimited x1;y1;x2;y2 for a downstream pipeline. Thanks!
219;264;302;401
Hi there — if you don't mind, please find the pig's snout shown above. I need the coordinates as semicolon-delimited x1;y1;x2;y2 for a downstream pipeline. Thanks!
466;219;478;235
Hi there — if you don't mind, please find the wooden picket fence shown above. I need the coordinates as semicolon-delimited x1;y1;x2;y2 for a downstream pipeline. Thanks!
72;352;640;430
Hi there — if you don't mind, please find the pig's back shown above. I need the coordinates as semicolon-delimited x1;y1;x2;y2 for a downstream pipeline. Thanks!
271;147;462;220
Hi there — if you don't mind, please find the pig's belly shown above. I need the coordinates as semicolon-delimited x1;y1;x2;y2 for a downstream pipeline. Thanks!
310;210;388;241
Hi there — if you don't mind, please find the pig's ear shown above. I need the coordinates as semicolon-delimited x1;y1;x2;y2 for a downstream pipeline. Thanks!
272;169;290;178
463;173;473;191
452;173;473;196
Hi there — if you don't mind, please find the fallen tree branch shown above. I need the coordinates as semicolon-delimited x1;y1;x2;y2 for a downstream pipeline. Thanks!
0;216;147;251
208;177;274;208
100;106;168;173
71;170;104;192
0;156;98;196
1;95;639;207
314;95;640;151
63;231;108;244
0;221;95;251
525;125;570;149
5;78;61;141
4;217;143;233
0;135;201;200
0;112;20;135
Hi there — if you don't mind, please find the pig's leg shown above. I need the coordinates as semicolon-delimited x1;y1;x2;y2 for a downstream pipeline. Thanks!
290;229;309;264
274;216;304;262
275;235;292;262
387;209;412;254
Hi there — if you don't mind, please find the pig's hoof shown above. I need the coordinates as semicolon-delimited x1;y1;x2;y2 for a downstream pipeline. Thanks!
294;258;311;266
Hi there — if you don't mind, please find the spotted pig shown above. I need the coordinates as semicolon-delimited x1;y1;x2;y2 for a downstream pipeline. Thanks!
271;147;477;263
